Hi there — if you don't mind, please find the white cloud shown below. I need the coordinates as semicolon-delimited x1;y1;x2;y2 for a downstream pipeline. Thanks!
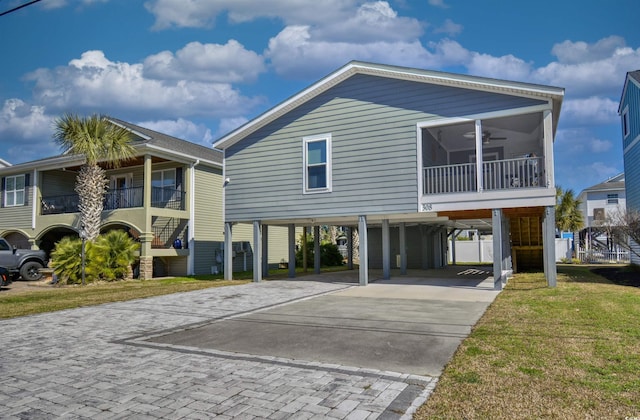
534;37;640;96
314;2;423;43
586;161;620;180
428;0;449;8
266;26;433;78
144;0;361;29
214;117;250;139
143;41;265;83
24;50;264;119
589;138;613;153
551;36;628;64
434;19;462;36
466;52;533;81
135;118;214;147
0;99;58;162
42;0;108;9
561;97;619;125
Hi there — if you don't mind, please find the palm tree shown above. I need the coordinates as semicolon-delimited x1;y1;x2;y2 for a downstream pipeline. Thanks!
555;186;584;233
53;114;135;241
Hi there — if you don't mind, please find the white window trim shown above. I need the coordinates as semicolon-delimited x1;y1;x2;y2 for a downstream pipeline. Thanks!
302;133;332;194
4;174;25;207
607;193;619;205
622;106;630;139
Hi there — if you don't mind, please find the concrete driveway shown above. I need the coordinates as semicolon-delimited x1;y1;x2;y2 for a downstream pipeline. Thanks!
148;270;498;377
0;268;499;419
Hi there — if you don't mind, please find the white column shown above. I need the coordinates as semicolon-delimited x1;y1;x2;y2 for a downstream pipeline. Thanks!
253;220;262;283
224;222;233;280
262;224;269;278
399;222;407;275
543;110;555;189
382;219;390;280
314;225;321;274
475;119;483;192
543;206;557;287
492;209;503;291
347;226;354;270
288;224;296;278
358;215;368;286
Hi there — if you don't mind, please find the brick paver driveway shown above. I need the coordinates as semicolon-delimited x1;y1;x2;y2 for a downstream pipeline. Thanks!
1;272;498;419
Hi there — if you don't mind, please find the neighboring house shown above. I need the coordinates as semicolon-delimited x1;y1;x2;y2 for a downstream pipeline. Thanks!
214;61;565;288
0;118;289;279
619;70;640;264
577;173;626;254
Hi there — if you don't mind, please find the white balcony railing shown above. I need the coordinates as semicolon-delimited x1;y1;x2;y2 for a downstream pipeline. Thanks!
424;156;544;195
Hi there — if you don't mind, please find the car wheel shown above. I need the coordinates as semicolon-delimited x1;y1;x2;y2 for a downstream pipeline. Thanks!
20;261;43;281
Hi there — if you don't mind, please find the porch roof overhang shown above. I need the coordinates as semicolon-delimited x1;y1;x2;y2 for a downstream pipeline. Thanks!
214;61;565;150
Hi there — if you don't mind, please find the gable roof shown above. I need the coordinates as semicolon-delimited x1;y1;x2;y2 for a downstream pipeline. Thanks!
0;118;222;175
619;70;640;114
579;173;625;197
213;60;565;150
108;118;222;166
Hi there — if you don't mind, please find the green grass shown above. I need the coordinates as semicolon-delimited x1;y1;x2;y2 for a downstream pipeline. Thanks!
415;264;640;419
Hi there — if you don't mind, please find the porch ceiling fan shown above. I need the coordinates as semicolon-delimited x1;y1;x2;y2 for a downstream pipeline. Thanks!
463;130;507;144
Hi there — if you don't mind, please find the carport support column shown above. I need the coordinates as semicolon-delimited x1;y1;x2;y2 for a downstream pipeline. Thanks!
288;224;296;278
382;219;391;280
492;209;504;291
543;206;557;287
262;224;269;278
347;227;354;270
253;220;262;282
399;222;407;275
224;222;233;280
314;225;321;274
358;215;368;286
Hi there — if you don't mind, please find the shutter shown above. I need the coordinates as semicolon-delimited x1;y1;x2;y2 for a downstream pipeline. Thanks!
24;173;30;206
0;177;4;207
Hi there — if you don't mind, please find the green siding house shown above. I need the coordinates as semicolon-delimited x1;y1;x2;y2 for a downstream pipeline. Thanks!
0;119;289;279
214;61;565;288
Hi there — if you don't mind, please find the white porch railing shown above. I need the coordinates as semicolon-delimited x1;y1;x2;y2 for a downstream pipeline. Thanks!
423;162;476;194
423;156;544;194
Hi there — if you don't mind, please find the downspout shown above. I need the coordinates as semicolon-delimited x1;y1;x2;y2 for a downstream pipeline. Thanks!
188;159;200;275
31;168;38;230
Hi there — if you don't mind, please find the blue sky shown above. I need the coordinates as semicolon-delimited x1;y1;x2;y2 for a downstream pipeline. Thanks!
0;0;638;194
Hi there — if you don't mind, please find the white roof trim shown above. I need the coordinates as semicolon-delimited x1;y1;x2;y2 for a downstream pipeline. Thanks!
214;61;564;150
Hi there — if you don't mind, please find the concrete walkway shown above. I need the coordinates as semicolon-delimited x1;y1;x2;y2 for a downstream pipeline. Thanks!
0;270;500;419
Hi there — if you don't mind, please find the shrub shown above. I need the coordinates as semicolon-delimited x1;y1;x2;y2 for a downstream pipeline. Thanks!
50;230;139;284
90;230;139;281
50;236;93;284
296;240;344;267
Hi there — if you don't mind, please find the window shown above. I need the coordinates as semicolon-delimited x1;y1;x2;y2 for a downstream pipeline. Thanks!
303;134;332;193
4;174;25;207
622;107;630;138
152;169;176;203
607;193;619;205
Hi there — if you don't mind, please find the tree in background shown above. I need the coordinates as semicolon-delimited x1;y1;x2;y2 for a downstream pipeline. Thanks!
555;186;584;233
607;208;640;260
53;114;135;241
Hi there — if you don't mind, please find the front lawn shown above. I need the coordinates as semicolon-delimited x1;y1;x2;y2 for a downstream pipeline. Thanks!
415;264;640;419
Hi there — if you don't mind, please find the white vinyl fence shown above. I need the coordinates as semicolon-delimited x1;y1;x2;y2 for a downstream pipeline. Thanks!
448;238;571;263
576;247;630;264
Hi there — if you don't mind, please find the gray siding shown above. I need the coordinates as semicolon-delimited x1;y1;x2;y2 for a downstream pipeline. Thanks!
225;73;546;222
41;170;77;197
